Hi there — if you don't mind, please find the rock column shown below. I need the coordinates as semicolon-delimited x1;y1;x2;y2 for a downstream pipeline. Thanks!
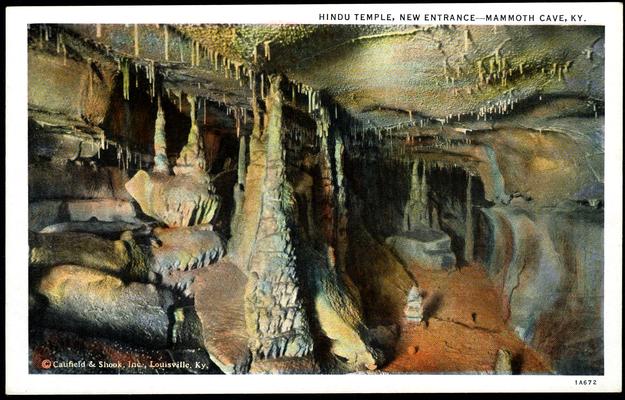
243;75;314;361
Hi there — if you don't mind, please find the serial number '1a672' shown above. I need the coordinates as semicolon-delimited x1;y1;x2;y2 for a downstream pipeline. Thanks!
575;379;597;386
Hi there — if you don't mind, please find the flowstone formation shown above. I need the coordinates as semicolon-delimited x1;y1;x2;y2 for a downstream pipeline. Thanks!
27;23;605;376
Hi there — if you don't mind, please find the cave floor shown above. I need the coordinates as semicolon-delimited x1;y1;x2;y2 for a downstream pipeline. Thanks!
381;263;553;374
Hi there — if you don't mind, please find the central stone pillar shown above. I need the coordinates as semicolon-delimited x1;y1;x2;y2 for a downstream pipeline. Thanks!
241;75;314;366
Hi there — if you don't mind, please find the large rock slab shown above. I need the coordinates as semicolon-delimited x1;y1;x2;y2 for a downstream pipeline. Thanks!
386;227;456;271
65;199;138;223
125;170;220;227
29;231;151;283
34;265;174;348
192;262;251;374
150;225;225;274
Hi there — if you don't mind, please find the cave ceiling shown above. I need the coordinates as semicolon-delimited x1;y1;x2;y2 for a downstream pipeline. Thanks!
60;23;604;131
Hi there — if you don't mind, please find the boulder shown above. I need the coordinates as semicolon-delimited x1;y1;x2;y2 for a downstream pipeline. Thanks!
249;356;320;374
125;170;221;227
34;265;174;348
386;227;457;271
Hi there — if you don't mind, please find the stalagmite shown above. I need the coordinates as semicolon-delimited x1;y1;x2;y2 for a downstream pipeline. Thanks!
174;95;206;174
153;96;170;174
405;286;423;323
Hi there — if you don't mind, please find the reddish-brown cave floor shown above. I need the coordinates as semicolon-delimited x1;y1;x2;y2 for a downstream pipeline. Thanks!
381;263;552;374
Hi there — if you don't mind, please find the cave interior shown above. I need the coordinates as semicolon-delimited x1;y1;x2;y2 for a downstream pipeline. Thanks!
27;23;604;375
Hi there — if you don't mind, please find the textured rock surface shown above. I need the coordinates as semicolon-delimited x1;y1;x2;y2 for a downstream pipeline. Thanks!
34;265;174;348
193;261;251;374
125;170;221;227
386;228;457;271
150;225;225;274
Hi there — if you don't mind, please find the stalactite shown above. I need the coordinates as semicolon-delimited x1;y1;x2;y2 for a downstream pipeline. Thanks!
464;174;474;263
121;58;130;101
190;41;195;66
179;38;184;63
263;41;271;61
133;24;140;58
164;25;169;61
87;58;93;97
